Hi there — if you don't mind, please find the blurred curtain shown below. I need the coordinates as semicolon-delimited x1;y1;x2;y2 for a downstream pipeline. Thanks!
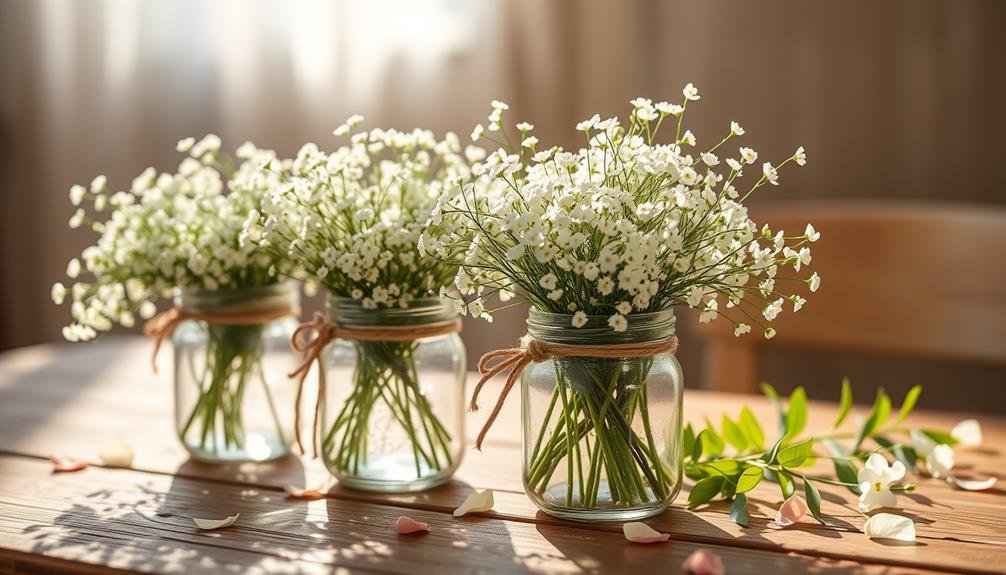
2;0;1005;368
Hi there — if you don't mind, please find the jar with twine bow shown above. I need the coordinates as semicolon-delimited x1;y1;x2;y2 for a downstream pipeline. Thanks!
145;282;301;463
470;309;683;522
289;295;465;492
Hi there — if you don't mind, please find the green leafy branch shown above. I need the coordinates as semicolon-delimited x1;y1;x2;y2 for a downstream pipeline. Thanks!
684;379;953;526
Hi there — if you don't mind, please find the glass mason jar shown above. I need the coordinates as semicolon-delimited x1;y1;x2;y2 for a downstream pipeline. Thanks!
320;295;465;492
173;282;300;463
522;309;683;522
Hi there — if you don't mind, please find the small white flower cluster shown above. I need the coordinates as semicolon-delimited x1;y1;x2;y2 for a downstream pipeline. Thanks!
53;135;294;341
421;84;819;334
252;118;486;308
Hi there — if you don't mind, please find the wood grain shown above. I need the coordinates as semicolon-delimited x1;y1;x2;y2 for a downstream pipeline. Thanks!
1;338;1004;573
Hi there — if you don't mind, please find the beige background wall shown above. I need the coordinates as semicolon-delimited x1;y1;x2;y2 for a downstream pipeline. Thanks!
2;0;1004;411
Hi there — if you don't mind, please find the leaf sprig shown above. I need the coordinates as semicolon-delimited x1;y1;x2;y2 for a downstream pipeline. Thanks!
684;379;950;526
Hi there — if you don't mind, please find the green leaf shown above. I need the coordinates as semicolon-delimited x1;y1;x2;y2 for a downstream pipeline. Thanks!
777;438;815;468
761;382;786;436
688;476;725;507
698;427;725;459
785;386;808;439
720;477;737;500
683;424;695;460
736;465;764;493
853;388;891;451
692;429;704;461
777;469;795;497
738;406;765;451
721;415;748;452
764;436;785;464
893;385;923;426
701;459;743;477
922;429;959;446
874;435;918;473
729;493;750;527
804;480;825;524
832;460;861;495
832;377;853;429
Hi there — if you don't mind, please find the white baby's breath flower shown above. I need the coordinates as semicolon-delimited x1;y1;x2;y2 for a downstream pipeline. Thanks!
730;121;745;136
794;146;807;166
65;258;81;279
764;326;777;339
176;137;195;153
69;185;87;206
762;162;779;185
739;147;758;165
90;175;107;193
539;273;558;290
808;272;821;292
805;223;820;242
471;124;484;142
571;311;588;328
521;136;539;149
516;122;534;132
607;314;628;332
733;323;751;337
682;83;700;101
701;152;719;167
51;282;67;305
68;209;86;229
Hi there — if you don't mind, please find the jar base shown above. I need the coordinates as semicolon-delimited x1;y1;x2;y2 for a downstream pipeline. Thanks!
531;481;672;523
330;452;456;493
182;431;291;464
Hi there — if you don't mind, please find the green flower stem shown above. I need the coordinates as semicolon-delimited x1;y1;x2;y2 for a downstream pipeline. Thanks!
180;324;282;456
321;340;453;479
526;357;669;509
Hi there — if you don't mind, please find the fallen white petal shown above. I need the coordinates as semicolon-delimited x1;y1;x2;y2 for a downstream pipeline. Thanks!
283;484;327;500
193;514;240;530
98;439;134;468
395;516;429;534
50;454;88;473
951;419;983;447
863;513;915;542
682;548;726;575
623;522;670;543
453;489;494;517
950;475;998;491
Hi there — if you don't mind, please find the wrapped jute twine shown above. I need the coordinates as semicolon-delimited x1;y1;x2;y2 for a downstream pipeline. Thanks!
143;305;299;372
469;335;679;451
287;312;463;457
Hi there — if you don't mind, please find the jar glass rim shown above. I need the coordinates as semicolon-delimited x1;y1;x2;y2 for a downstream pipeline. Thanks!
175;281;299;313
526;308;676;345
325;294;458;327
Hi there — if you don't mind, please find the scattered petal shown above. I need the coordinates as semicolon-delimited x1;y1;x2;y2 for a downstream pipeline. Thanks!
192;514;240;530
283;484;327;500
951;419;983;447
98;439;134;468
950;475;998;491
682;548;726;575
453;489;494;517
623;522;670;543
395;516;429;534
774;494;809;527
863;513;915;542
50;454;88;473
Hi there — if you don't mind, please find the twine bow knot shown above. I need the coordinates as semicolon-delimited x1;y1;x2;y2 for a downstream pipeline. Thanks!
469;335;679;451
287;313;463;458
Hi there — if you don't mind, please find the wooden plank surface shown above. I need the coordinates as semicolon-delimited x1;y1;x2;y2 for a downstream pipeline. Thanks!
1;338;1004;573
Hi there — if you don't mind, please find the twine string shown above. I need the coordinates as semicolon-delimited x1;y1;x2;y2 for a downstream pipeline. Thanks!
469;335;679;451
142;305;298;373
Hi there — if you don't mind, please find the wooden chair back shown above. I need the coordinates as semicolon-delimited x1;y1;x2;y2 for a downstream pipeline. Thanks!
697;201;1006;393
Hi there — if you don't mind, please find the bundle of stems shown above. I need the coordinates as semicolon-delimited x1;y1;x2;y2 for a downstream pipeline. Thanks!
322;341;453;478
527;357;672;508
179;324;286;454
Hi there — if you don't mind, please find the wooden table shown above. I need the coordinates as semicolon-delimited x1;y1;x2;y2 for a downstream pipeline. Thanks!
0;338;1003;574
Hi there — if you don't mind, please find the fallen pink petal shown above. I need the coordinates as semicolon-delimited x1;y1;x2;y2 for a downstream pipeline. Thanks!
682;548;726;575
50;454;88;473
283;484;327;500
623;522;670;543
774;494;809;527
395;516;429;534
